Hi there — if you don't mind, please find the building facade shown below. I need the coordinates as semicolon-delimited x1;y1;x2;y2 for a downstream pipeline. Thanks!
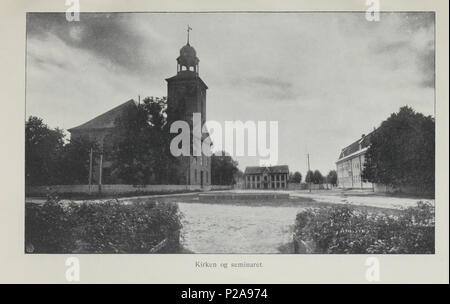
244;166;289;189
336;133;373;189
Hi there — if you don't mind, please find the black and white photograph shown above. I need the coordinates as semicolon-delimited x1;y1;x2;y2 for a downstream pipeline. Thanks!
24;11;436;255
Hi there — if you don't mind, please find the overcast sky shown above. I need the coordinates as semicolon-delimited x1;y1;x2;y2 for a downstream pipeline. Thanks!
26;12;434;175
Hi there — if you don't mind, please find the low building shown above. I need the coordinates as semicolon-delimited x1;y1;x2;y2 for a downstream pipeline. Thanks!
336;133;373;189
244;166;289;189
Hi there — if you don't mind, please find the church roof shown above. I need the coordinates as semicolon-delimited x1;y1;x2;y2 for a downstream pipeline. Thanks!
244;165;289;175
68;99;136;132
180;43;197;57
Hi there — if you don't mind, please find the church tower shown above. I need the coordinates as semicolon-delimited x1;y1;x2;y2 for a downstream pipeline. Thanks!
166;28;210;187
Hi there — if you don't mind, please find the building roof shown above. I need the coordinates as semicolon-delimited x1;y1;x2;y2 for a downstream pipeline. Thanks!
337;131;374;161
68;99;136;132
244;165;289;175
180;43;197;58
177;43;200;67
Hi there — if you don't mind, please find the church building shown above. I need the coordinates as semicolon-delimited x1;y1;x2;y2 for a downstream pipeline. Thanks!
68;31;211;187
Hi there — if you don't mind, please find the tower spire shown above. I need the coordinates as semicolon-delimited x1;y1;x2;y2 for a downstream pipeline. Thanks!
187;25;192;44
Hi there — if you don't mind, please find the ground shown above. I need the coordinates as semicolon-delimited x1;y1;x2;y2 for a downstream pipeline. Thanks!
25;189;434;254
175;190;434;253
178;202;307;253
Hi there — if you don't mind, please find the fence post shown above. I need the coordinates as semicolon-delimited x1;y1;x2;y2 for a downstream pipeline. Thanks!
98;153;103;193
88;148;93;194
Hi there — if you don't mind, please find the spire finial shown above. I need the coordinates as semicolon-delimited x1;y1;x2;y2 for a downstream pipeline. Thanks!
187;25;192;44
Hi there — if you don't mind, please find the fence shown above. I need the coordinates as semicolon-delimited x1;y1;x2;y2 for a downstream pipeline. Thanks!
26;184;233;196
288;183;334;190
373;183;433;195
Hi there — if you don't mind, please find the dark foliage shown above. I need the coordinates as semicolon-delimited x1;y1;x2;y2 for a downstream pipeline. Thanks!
312;170;324;184
305;170;324;184
25;116;65;186
294;202;434;254
290;171;302;183
58;137;99;185
210;151;239;185
362;106;435;193
26;116;99;185
326;170;338;186
25;198;182;253
110;97;179;185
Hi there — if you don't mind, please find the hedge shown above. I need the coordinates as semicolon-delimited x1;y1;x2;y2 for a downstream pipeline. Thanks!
293;201;434;254
25;198;182;253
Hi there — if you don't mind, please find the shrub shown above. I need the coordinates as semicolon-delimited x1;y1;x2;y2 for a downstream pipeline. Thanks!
25;198;182;253
293;201;434;254
25;201;77;253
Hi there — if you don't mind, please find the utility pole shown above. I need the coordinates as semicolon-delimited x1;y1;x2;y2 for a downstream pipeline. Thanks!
307;153;311;193
98;153;103;194
88;148;93;194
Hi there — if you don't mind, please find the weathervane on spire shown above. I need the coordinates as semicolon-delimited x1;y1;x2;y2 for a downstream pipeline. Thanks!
187;25;192;44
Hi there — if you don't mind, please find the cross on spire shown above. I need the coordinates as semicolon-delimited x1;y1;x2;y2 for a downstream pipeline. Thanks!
187;25;192;44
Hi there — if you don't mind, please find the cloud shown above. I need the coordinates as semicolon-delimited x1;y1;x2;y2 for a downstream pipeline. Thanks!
229;76;295;101
27;13;166;75
26;12;435;175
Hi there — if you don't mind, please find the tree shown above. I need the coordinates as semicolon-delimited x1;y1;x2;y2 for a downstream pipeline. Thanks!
362;106;435;193
291;171;302;183
305;170;314;184
25;116;65;185
327;170;338;187
58;137;99;185
110;97;178;185
211;151;239;185
313;170;324;184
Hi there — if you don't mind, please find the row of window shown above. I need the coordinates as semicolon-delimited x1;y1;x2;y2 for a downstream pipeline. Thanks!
246;182;287;189
246;174;286;182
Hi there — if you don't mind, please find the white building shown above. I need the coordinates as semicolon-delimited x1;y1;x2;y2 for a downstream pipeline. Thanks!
244;166;289;189
336;133;373;189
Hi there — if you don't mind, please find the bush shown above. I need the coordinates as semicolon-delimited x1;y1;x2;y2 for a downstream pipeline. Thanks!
25;198;182;253
293;201;434;254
